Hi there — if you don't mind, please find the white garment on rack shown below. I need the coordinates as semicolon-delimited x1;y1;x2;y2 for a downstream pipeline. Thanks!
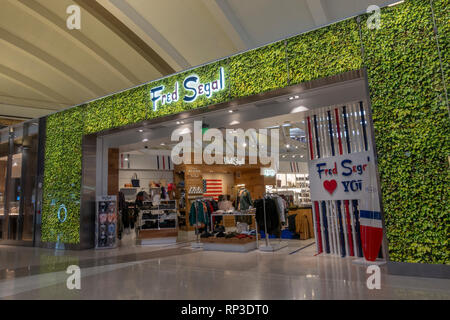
274;196;286;223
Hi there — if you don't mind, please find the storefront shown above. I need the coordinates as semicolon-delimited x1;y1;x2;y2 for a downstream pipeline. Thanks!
87;71;385;259
2;1;447;277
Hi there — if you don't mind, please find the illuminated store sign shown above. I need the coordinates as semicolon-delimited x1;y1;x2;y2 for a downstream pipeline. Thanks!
150;67;225;111
262;168;276;177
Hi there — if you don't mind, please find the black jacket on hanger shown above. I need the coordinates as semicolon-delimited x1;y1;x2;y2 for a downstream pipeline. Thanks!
254;198;280;236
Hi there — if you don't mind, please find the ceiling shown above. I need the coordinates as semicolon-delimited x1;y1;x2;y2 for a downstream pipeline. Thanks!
0;0;397;121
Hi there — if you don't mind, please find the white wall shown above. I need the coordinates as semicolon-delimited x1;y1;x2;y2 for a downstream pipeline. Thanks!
118;152;174;191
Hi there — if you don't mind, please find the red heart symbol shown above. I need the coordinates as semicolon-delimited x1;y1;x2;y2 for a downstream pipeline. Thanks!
323;180;337;195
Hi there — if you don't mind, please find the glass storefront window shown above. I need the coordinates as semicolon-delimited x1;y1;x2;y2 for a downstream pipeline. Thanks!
7;153;22;239
0;121;39;243
0;128;9;240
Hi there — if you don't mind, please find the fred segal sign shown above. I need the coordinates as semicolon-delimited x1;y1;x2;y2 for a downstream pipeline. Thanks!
150;67;225;111
308;152;379;201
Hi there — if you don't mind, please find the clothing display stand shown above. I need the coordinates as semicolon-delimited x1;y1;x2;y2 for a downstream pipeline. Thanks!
204;212;259;252
137;200;178;245
258;195;288;252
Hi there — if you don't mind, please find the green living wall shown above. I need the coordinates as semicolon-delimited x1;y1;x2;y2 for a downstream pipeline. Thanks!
42;0;449;264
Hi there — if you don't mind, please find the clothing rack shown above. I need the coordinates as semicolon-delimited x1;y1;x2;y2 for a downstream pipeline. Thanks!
259;193;288;252
191;196;213;248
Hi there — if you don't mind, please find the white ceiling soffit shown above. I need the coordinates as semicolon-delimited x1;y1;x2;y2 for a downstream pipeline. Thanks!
0;0;397;120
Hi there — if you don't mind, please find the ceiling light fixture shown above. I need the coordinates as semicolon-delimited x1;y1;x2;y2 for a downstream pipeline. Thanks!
138;129;144;133
230;120;240;126
290;106;309;114
160;142;166;146
142;138;149;142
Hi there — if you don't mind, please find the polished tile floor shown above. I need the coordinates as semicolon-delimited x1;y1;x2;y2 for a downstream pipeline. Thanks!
1;236;449;300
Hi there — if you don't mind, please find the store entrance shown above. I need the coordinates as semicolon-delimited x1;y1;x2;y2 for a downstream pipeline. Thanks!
91;73;378;256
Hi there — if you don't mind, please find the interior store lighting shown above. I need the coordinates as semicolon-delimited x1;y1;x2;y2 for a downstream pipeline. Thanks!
290;106;309;114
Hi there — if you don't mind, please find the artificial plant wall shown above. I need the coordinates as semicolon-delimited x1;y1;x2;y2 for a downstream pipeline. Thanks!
42;0;448;265
361;0;449;264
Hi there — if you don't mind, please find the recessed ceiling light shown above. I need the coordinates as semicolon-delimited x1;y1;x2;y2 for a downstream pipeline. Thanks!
301;155;304;158
176;121;180;125
230;120;240;126
124;158;129;161
243;143;247;147
160;142;165;146
228;110;233;113
292;155;295;158
286;144;290;148
142;138;149;142
294;95;299;99
138;129;144;133
291;106;309;114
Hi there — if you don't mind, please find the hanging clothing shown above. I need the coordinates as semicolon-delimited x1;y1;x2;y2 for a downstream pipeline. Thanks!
288;214;297;233
299;214;312;240
189;201;210;226
273;196;286;223
254;198;280;236
237;189;252;210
